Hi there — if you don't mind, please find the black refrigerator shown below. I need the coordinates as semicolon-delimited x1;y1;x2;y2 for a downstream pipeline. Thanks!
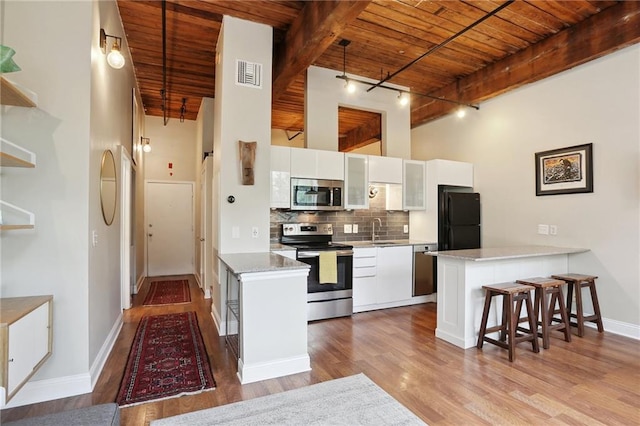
438;186;481;251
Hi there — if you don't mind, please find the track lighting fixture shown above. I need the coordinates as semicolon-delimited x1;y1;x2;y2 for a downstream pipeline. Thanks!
398;92;410;106
141;137;151;153
180;98;187;122
338;39;357;94
100;29;125;69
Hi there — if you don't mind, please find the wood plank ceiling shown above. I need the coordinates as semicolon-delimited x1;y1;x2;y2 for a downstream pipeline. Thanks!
117;0;640;144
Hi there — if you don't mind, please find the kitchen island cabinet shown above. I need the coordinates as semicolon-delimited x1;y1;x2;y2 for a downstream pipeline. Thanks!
435;245;588;349
219;253;310;384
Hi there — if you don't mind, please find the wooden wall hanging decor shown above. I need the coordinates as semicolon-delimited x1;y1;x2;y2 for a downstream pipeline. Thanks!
239;140;257;185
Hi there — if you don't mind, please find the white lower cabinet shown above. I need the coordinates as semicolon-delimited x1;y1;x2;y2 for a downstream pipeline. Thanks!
376;245;413;304
353;248;377;311
1;296;53;405
353;245;413;312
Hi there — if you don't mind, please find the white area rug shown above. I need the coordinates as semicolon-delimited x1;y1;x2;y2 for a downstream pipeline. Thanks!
151;374;426;425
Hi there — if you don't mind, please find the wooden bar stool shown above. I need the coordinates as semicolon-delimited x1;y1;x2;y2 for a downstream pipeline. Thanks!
551;273;604;337
516;277;572;349
477;282;539;362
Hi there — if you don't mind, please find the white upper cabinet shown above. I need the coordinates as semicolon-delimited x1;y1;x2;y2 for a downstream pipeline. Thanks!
344;153;368;209
270;146;291;208
431;159;474;187
290;147;344;180
368;155;402;183
403;160;426;210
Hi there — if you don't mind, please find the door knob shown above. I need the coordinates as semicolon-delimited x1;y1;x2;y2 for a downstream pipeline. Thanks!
200;238;205;241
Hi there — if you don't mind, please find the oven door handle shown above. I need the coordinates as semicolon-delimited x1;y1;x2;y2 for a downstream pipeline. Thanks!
297;250;354;259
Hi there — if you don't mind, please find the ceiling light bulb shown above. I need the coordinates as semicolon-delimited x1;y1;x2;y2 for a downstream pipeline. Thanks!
346;79;356;94
398;92;410;106
142;142;151;153
107;41;125;69
456;107;466;118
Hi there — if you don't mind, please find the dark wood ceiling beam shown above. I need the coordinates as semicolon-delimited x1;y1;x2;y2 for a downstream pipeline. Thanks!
411;1;640;127
272;0;372;102
339;115;382;152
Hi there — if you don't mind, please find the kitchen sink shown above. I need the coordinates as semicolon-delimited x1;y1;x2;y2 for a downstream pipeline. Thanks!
374;241;399;246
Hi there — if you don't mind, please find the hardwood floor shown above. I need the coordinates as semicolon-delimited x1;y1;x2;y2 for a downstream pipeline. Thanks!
3;275;639;425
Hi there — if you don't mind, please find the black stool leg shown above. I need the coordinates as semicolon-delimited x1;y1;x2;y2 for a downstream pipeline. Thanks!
477;290;493;349
588;280;604;332
524;292;539;353
507;293;516;362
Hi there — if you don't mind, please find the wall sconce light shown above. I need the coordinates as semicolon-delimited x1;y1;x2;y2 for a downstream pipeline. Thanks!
141;137;151;153
100;28;125;69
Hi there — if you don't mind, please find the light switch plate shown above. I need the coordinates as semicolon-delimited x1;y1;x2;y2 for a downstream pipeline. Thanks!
537;224;549;235
353;224;358;233
344;224;352;234
549;225;558;235
403;224;409;233
232;226;240;239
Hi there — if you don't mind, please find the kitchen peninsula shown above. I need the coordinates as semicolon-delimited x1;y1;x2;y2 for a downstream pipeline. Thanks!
435;245;588;349
218;253;310;384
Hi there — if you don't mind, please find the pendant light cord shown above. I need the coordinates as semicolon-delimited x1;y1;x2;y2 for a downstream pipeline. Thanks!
162;0;168;125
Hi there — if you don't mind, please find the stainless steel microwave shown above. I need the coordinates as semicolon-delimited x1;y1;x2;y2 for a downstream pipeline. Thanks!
290;178;343;211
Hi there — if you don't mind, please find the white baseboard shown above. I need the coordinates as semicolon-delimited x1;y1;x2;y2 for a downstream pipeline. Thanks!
2;373;92;409
134;274;145;294
598;317;640;340
90;313;123;388
238;354;311;385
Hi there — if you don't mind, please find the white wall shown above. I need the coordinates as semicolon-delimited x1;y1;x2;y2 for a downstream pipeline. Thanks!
88;0;138;379
306;66;411;158
144;116;198;182
1;0;138;407
412;45;640;332
211;16;272;331
213;16;272;254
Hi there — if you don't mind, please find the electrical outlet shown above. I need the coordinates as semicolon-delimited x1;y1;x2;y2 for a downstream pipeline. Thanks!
92;230;98;247
549;225;558;235
403;224;409;233
252;227;259;238
344;224;352;234
353;224;358;233
537;224;549;235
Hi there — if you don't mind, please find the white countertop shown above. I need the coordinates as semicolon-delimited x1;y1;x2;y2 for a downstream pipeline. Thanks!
219;252;309;275
435;245;589;261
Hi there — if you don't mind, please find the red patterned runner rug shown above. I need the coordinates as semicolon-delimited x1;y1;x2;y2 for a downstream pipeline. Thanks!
143;279;191;306
116;311;216;407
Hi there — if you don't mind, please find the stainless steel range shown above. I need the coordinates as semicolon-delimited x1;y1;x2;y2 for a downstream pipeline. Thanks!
281;223;353;322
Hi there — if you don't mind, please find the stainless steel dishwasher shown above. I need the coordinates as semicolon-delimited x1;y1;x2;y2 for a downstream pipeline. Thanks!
413;243;438;296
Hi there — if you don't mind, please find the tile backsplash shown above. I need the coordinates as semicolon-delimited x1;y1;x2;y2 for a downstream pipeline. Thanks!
270;184;409;242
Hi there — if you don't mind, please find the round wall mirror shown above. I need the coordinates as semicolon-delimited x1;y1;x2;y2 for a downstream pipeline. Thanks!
100;149;117;226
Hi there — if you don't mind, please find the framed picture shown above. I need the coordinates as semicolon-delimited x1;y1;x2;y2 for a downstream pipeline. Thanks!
535;143;593;196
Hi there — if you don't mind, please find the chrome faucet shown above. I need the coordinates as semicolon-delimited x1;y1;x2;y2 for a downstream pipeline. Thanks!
372;218;382;241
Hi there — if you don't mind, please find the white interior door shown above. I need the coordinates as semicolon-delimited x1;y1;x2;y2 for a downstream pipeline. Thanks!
146;181;194;277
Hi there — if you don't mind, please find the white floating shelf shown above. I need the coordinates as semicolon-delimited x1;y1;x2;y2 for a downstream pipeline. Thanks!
0;77;37;108
0;200;35;231
0;138;36;168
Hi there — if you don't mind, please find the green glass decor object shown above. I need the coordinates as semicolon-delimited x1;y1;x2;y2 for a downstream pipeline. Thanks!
0;45;22;73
